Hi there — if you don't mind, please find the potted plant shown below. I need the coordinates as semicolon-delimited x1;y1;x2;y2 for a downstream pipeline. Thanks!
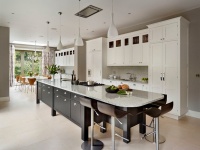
28;71;33;77
45;64;60;81
142;78;148;83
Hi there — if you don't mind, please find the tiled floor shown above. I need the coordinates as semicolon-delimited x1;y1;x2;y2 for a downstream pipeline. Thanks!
0;87;200;150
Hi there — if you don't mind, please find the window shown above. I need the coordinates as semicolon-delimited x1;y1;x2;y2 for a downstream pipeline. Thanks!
15;50;42;76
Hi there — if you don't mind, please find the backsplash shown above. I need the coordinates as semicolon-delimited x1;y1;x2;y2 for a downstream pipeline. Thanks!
109;66;148;81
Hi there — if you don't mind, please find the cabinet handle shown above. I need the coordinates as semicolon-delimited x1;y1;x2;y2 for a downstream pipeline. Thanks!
43;90;45;91
163;73;165;81
64;92;67;94
74;103;76;106
48;92;50;94
74;95;77;98
48;86;50;88
56;89;58;91
43;85;45;87
160;73;163;81
57;95;59;98
64;99;67;101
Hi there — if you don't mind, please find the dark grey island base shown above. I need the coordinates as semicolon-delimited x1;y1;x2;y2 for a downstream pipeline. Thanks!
36;80;163;143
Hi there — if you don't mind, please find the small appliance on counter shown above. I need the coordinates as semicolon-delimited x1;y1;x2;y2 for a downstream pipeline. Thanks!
79;81;104;87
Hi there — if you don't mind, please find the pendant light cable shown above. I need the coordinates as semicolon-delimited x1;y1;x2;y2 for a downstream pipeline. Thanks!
57;12;63;50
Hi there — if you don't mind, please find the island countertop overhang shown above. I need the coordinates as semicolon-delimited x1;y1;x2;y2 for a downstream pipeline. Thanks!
37;79;164;108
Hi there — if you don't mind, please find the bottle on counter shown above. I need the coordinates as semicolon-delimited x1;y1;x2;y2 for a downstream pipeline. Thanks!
71;70;75;84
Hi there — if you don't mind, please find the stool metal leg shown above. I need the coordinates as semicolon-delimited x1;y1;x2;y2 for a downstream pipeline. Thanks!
111;116;115;150
155;117;159;150
81;108;104;150
145;118;166;144
91;109;94;148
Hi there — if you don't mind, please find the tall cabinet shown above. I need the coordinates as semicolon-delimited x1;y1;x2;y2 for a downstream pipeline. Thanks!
148;17;189;119
86;37;108;83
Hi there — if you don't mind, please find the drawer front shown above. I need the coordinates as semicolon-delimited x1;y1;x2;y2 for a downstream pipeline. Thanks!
70;99;81;125
54;94;70;117
54;88;70;98
42;88;53;107
71;93;81;101
42;84;52;92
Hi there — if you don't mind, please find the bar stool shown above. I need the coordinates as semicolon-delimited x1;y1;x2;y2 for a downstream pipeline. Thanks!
143;94;167;143
79;97;105;150
97;101;129;150
143;102;173;150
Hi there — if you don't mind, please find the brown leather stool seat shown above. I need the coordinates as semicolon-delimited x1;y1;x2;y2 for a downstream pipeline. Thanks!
79;97;104;150
97;101;129;150
143;102;173;150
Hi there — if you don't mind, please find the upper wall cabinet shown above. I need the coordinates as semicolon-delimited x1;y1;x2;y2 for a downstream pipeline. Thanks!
148;21;178;43
107;29;149;66
55;48;75;66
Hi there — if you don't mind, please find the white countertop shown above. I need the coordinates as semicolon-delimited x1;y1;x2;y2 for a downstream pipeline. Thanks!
38;79;163;108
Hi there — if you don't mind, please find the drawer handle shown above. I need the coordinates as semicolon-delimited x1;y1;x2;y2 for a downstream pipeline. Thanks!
56;90;59;91
74;95;77;98
64;99;66;101
57;95;59;98
48;92;50;94
43;90;45;91
74;103;76;106
43;85;45;86
64;92;67;94
48;86;50;88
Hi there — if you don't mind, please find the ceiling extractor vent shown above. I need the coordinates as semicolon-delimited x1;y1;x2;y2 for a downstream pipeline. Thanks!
75;5;102;18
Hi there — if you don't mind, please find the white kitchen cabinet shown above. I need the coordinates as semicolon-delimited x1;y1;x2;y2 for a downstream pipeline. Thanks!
107;29;149;66
148;17;189;118
86;37;107;83
55;48;74;66
149;22;178;43
102;79;118;86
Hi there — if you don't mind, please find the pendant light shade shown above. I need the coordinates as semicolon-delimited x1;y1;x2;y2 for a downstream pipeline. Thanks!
45;21;50;52
107;0;118;38
57;36;63;50
75;0;84;46
57;12;63;50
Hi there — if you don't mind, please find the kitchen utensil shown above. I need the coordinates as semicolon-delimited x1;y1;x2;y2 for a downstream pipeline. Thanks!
87;80;95;86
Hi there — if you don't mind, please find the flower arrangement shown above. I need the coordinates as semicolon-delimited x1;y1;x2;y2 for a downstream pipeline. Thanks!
45;64;60;75
28;71;33;77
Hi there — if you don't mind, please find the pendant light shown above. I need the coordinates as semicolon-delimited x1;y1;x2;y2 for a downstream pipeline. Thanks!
57;12;63;50
45;21;50;52
75;0;84;46
107;0;118;38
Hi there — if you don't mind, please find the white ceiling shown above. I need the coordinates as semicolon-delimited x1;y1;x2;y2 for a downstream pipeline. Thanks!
0;0;200;47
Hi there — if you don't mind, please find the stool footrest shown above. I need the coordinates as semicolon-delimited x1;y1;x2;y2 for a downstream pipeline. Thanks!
94;122;106;130
141;131;155;140
115;133;129;142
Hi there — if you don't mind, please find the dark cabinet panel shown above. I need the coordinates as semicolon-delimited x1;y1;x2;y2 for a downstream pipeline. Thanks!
37;83;42;100
54;94;70;117
54;87;70;98
41;84;53;107
71;99;81;125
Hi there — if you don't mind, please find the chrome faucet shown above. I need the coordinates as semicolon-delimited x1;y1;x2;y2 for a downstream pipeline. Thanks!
126;73;134;80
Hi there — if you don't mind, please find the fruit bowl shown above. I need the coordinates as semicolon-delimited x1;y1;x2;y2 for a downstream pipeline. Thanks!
105;88;119;93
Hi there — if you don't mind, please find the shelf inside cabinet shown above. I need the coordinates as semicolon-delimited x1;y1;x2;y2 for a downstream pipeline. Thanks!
116;40;121;47
109;41;114;48
125;38;129;46
133;36;139;44
142;34;148;43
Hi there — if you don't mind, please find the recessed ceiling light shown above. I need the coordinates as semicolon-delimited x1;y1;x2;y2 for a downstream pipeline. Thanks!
103;22;106;24
128;13;131;15
39;35;44;37
11;13;15;15
86;29;88;30
92;31;94;32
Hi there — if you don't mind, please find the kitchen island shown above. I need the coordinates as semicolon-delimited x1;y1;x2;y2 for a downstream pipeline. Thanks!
36;79;164;143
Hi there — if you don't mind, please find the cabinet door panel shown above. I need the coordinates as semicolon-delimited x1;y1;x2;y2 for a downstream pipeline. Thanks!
164;23;178;41
115;47;124;65
150;26;163;43
93;51;102;83
124;45;132;65
107;48;115;65
132;44;142;65
71;100;81;125
142;43;149;65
